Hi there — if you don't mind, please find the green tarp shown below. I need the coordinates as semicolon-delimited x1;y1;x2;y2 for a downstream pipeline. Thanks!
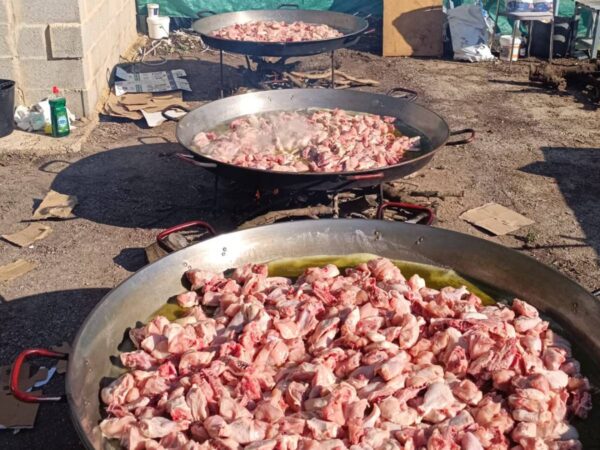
136;0;591;38
136;0;383;18
137;0;334;17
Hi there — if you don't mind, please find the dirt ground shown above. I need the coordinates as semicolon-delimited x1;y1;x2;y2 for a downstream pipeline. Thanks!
1;41;599;448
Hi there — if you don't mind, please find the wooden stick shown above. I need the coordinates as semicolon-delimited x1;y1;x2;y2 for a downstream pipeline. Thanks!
290;70;380;86
283;72;304;88
408;190;464;200
291;70;329;80
336;70;380;86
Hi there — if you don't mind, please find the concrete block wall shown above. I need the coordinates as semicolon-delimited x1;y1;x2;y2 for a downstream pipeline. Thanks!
81;0;138;117
0;0;21;100
0;0;138;117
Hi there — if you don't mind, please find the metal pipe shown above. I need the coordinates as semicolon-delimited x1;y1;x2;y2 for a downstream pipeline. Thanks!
220;50;224;98
331;51;335;88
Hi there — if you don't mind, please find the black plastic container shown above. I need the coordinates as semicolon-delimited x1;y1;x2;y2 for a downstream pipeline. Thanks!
0;79;15;138
531;17;573;58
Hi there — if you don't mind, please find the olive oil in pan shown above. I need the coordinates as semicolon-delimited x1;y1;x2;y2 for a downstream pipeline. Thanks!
151;301;189;322
267;254;496;305
149;254;499;322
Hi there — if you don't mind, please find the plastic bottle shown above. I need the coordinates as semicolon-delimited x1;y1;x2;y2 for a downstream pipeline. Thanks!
49;86;70;137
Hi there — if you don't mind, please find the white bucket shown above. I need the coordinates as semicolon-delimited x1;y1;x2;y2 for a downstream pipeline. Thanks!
147;3;160;17
147;15;170;40
500;35;521;62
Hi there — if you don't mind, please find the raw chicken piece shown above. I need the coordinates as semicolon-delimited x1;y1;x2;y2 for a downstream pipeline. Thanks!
139;417;189;439
397;314;420;350
452;379;482;405
306;418;341;440
186;269;222;291
378;351;409;381
101;374;136;406
120;350;158;370
227;418;268;444
177;291;200;308
379;397;419;426
99;415;136;439
461;432;484;450
418;382;456;415
245;440;278;450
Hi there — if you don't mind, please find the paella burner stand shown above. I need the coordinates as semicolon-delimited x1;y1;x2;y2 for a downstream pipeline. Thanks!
155;181;436;255
220;49;337;95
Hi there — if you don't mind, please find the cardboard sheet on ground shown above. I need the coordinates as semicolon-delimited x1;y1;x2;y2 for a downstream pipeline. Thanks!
32;190;78;220
115;67;191;96
104;92;188;126
142;108;187;127
0;363;45;429
0;259;36;283
460;202;534;235
51;342;71;374
145;241;169;264
2;224;52;247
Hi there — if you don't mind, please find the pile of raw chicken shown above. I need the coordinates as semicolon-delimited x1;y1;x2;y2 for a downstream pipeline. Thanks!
100;259;591;450
100;258;592;450
192;110;420;173
212;21;343;42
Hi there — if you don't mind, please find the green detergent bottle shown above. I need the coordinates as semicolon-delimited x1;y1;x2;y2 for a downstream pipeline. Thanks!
49;86;70;137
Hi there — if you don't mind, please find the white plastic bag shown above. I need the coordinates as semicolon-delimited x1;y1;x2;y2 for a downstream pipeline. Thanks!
13;100;76;132
14;105;45;131
447;4;496;62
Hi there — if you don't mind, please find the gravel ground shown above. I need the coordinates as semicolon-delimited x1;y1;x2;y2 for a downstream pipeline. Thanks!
0;42;599;449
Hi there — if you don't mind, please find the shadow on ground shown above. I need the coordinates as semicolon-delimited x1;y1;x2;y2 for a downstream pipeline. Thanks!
520;147;600;259
114;247;148;272
48;142;217;229
0;288;110;450
489;78;599;111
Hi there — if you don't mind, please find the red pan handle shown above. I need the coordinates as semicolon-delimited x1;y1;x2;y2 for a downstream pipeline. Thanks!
377;202;435;225
446;128;476;146
176;153;218;169
157;221;216;246
10;349;68;403
345;172;385;181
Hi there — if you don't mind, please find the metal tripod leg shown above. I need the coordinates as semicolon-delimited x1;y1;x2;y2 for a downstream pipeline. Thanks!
331;51;335;88
219;50;224;98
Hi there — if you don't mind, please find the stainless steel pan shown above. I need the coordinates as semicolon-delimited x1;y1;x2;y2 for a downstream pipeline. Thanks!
176;88;475;191
10;220;600;448
193;8;369;57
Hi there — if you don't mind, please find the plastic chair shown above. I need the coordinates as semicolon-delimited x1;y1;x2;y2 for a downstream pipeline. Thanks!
494;0;561;64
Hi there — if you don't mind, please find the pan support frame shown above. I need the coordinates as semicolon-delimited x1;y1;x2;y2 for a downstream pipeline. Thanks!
209;170;385;217
218;49;336;98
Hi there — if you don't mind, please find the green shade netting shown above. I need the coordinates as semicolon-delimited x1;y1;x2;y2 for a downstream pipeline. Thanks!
136;0;592;38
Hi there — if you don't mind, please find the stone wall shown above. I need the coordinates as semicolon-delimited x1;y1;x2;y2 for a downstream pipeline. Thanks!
0;0;138;117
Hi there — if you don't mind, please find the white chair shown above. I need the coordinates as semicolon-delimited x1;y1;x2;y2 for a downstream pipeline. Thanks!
494;0;561;64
